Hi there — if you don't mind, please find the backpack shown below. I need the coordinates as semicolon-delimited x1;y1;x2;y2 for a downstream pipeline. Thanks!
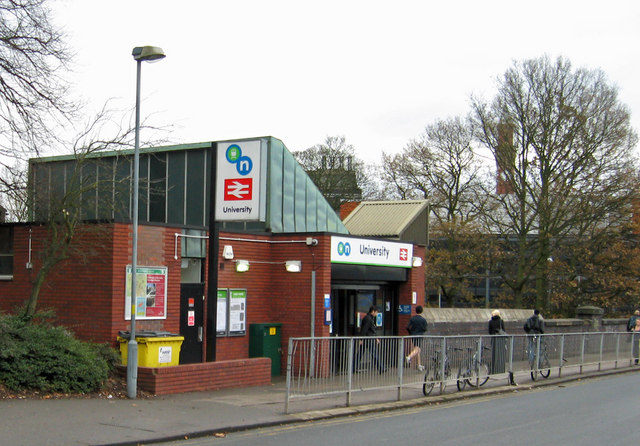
524;316;538;334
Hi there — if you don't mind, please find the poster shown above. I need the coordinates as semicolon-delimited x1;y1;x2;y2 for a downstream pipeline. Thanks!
229;289;246;334
216;289;228;335
217;288;247;336
125;266;168;320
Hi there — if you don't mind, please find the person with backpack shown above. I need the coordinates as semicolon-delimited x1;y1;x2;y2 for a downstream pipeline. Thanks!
524;309;545;363
405;305;427;371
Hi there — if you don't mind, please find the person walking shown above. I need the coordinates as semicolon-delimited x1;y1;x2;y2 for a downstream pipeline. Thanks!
488;310;507;376
354;306;386;373
405;305;427;371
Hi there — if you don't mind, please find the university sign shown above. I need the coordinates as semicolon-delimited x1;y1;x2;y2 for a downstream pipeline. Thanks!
330;236;413;268
215;140;267;222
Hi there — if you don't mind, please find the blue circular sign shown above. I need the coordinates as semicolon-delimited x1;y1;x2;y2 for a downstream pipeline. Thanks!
235;155;253;176
225;144;254;176
337;242;351;256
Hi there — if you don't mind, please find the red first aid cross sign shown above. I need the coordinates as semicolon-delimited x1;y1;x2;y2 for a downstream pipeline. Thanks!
224;178;252;201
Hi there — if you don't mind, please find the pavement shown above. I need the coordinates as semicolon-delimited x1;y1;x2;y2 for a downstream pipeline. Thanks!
1;365;638;446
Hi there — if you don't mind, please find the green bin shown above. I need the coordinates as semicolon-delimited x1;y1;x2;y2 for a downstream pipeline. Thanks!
249;323;282;376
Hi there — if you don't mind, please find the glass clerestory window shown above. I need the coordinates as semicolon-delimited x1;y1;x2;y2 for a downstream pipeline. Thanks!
0;226;14;279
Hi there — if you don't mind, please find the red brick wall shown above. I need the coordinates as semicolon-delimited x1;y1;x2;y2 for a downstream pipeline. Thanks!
339;201;360;220
398;244;426;332
0;224;117;342
0;225;426;379
120;357;272;395
0;223;183;344
212;233;333;374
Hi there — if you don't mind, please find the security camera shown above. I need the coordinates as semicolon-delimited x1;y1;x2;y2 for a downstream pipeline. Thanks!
306;237;318;246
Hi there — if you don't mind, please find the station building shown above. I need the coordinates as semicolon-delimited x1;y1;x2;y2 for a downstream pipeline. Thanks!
0;137;425;393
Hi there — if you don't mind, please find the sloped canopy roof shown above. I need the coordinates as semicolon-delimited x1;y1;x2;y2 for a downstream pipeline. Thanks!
28;137;348;234
343;200;428;242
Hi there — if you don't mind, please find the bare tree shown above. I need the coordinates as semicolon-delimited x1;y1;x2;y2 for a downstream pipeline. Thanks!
0;0;75;206
383;117;486;223
472;55;639;310
382;117;491;306
24;105;147;318
0;163;28;221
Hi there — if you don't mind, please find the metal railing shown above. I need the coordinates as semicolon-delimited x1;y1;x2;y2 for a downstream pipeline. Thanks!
284;332;640;413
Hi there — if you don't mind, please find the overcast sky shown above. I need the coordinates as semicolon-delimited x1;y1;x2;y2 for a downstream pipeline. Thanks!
53;0;640;165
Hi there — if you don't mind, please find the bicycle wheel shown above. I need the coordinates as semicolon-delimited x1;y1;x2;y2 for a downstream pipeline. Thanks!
530;359;538;381
467;362;489;387
423;368;436;396
457;366;469;391
540;355;551;378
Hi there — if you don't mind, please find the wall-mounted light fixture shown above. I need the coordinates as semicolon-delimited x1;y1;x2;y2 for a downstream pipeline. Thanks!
285;260;302;273
223;245;234;260
412;256;423;267
235;259;250;272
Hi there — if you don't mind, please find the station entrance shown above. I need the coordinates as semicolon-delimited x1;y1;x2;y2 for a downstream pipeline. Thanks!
330;284;398;337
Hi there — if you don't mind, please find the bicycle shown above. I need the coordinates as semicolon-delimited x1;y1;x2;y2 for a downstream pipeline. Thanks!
456;344;490;391
423;347;454;396
528;335;551;380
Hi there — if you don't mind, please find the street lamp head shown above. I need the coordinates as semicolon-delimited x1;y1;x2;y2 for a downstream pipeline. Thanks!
132;46;166;62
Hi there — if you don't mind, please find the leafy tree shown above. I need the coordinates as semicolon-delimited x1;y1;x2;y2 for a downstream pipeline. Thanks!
472;55;639;310
294;136;370;212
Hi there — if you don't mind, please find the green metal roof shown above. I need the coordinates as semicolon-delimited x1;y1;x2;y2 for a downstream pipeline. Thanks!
28;137;348;234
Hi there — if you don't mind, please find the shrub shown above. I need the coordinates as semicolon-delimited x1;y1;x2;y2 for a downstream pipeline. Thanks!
0;313;113;393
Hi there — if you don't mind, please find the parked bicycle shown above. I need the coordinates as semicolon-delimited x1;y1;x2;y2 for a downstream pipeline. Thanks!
528;335;551;380
457;344;490;391
423;347;454;396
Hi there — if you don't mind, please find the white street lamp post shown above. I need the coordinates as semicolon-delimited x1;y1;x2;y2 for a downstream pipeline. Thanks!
127;45;166;399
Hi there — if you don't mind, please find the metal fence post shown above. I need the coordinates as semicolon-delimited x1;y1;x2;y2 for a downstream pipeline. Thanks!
632;332;638;367
397;337;405;401
614;333;620;369
580;334;586;374
559;334;565;377
285;337;294;414
476;336;483;387
347;337;354;407
535;335;541;370
598;333;604;371
508;335;514;385
440;337;446;393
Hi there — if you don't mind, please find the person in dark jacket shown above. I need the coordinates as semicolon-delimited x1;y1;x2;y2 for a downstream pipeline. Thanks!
488;310;507;376
405;306;427;371
627;310;639;332
488;309;506;335
354;306;385;373
524;309;545;335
